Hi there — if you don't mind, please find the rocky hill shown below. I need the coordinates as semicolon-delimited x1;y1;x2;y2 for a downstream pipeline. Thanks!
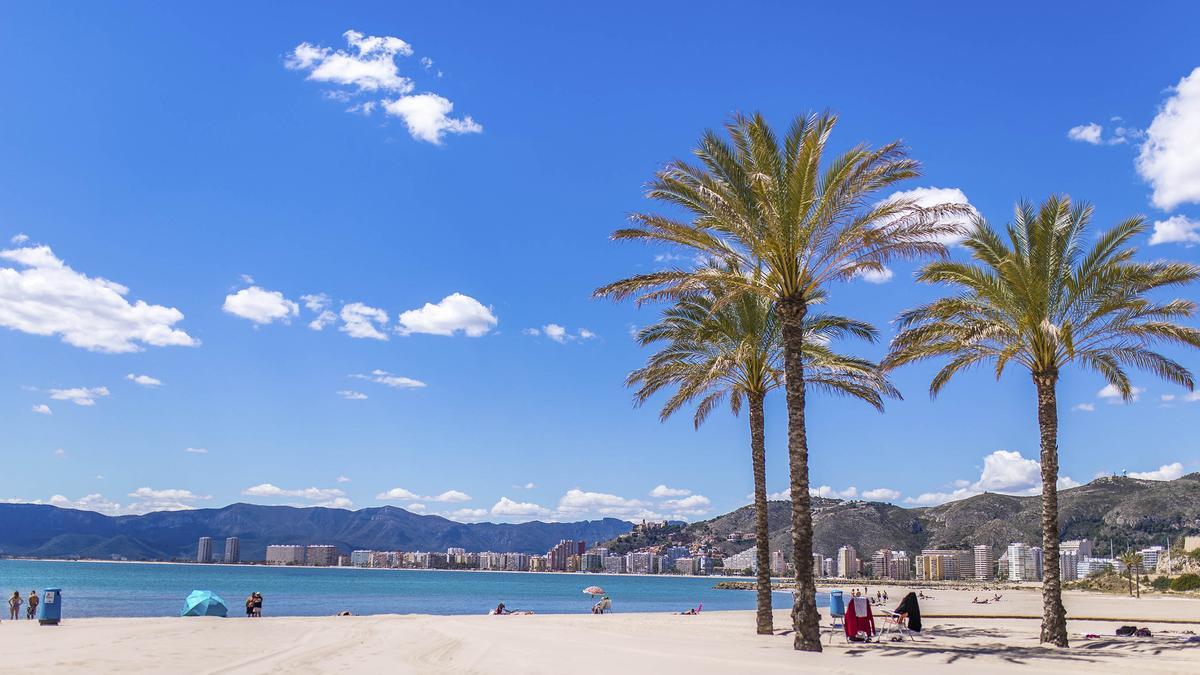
618;474;1200;560
0;502;633;561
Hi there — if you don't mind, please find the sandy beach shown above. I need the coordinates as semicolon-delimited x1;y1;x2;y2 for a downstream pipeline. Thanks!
3;588;1197;674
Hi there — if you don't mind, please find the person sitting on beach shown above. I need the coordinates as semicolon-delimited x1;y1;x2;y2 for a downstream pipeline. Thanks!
8;592;21;620
494;602;513;615
592;596;612;614
26;591;38;619
993;594;1002;602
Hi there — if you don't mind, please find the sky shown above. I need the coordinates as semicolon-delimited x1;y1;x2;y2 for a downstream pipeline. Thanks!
2;2;1199;523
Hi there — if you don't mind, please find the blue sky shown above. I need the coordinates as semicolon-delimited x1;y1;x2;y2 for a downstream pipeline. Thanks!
2;2;1199;522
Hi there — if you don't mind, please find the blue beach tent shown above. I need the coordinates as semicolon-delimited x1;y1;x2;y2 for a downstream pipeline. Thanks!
181;590;228;617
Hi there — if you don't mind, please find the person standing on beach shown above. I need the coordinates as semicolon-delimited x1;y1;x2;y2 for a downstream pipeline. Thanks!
252;592;262;617
245;593;255;617
26;591;38;619
8;592;21;620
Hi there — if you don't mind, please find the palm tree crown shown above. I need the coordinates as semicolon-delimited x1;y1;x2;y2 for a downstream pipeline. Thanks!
629;287;897;427
886;196;1200;393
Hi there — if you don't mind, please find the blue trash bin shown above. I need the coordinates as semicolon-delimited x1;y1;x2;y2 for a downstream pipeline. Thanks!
828;590;845;626
36;588;62;625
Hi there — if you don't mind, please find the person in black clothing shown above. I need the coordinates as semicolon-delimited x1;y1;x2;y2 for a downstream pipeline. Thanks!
894;592;922;632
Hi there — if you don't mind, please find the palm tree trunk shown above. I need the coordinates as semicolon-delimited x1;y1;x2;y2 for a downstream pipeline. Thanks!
1034;370;1068;647
748;392;774;635
778;297;822;652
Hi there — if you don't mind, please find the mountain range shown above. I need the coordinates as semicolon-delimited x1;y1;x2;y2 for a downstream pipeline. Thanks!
624;473;1200;560
0;503;633;561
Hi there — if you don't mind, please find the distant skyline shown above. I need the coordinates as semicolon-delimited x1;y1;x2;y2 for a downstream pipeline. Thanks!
1;2;1198;522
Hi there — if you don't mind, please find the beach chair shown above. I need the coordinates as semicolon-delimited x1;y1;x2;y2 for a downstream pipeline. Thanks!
878;610;916;642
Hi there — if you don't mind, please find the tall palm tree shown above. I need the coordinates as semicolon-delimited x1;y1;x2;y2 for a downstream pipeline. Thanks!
629;283;897;635
1117;551;1144;598
884;196;1200;646
596;111;967;650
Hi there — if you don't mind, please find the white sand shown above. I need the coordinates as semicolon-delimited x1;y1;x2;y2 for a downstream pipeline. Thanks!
3;588;1197;674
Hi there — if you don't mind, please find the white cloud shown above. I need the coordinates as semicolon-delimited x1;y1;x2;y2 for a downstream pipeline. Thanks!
31;404;51;415
765;489;791;501
491;497;551;517
48;493;122;515
1128;462;1185;481
10;233;29;244
352;369;426;389
381;93;482;144
528;323;595;343
184;447;208;454
406;502;426;512
286;30;414;92
556;489;656;519
543;323;567;343
223;286;299;325
810;485;858;499
512;482;536;490
445;507;489;521
1137;66;1200;211
1067;122;1104;145
1148;215;1200;246
1098;383;1145;402
855;267;895;284
339;302;390;340
904;449;1080;505
862;488;901;501
301;293;338;330
660;494;710;515
53;448;65;457
45;487;207;515
336;475;350;483
397;293;497;337
241;483;351;507
125;373;162;387
1162;394;1176;402
1072;403;1096;412
0;244;197;353
878;186;979;246
287;30;480;145
376;487;472;503
337;390;368;400
49;386;109;406
649;485;691;498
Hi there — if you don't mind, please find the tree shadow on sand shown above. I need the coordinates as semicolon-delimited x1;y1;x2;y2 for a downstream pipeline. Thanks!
833;625;1200;666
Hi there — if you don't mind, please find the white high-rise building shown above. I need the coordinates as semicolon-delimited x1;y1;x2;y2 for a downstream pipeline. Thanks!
1138;546;1166;572
724;547;757;574
836;546;858;578
197;537;213;563
973;545;993;580
223;537;240;564
1007;543;1041;581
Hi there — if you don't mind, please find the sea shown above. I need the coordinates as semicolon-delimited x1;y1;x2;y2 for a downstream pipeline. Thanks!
0;560;830;618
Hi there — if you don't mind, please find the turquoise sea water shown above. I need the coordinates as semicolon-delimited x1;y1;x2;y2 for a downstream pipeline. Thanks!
0;560;828;618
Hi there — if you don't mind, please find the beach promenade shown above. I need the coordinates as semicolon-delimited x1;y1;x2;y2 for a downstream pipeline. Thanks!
4;588;1197;674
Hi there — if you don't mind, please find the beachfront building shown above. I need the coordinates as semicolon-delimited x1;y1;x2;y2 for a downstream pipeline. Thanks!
675;557;698;575
974;545;993;580
1007;543;1042;581
529;555;548;572
627;551;657;575
889;551;912;580
812;553;824;578
502;553;530;572
1078;556;1119;577
304;545;338;567
822;557;834;577
871;549;909;579
1060;551;1080;581
771;550;786;576
197;536;213;563
836;546;859;578
1061;540;1093;559
351;550;373;566
658;546;691;574
919;549;973;580
266;544;306;565
724;546;757;575
223;537;240;564
548;540;582;571
1139;546;1166;572
602;555;625;575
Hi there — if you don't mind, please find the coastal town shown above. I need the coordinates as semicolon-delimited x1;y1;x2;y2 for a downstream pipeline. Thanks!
193;521;1196;582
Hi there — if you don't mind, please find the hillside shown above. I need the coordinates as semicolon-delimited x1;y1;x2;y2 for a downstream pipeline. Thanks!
0;503;633;561
615;474;1200;560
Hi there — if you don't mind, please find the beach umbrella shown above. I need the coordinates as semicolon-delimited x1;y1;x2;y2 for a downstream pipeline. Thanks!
181;590;228;617
583;585;605;596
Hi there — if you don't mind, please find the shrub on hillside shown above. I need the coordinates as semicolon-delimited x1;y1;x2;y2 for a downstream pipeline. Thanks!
1151;576;1171;591
1170;573;1200;592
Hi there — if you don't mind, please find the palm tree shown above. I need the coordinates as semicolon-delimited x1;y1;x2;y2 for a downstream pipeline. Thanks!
628;282;898;635
1118;551;1144;598
596;111;967;650
884;196;1200;646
